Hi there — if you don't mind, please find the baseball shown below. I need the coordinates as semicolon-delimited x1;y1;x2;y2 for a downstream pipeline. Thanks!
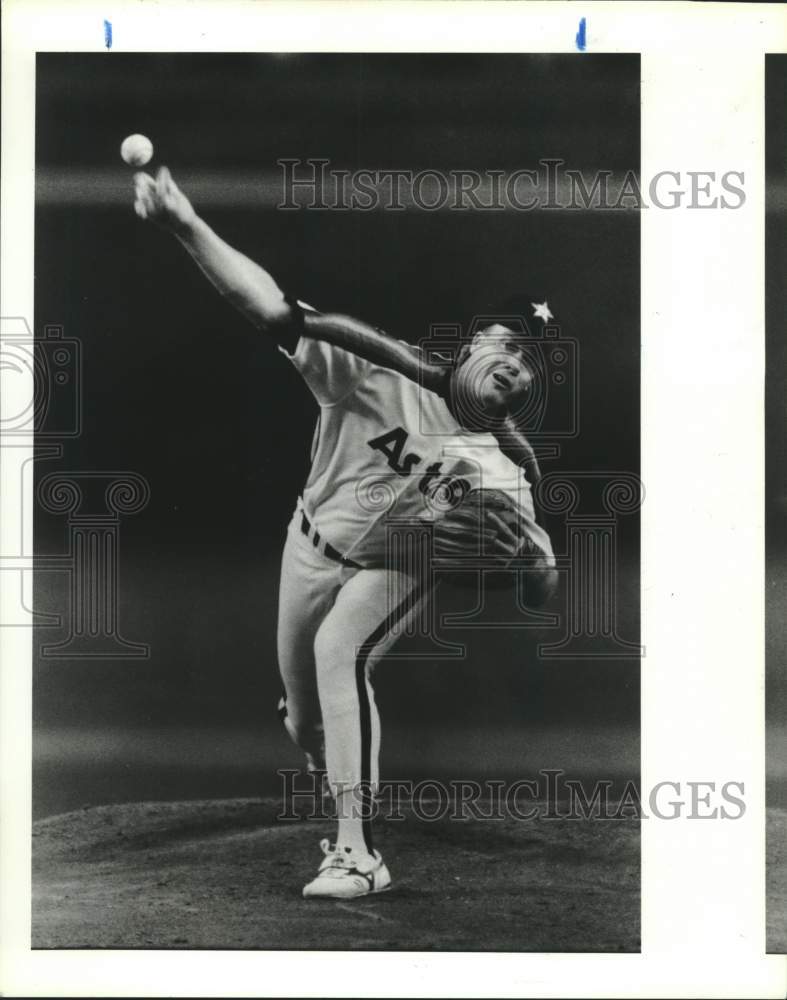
120;133;154;167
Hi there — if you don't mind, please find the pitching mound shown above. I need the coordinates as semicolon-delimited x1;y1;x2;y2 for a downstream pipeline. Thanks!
33;797;640;951
767;807;787;953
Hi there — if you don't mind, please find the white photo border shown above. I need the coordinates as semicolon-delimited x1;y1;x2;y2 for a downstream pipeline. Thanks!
1;1;786;996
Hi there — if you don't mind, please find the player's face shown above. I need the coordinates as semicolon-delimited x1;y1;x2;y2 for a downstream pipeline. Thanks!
465;324;533;412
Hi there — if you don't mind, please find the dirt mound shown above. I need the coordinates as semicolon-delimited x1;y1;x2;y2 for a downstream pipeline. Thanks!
33;796;641;951
767;807;787;953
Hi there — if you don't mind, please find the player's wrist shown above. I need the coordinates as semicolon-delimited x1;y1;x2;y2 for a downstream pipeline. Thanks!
171;210;203;241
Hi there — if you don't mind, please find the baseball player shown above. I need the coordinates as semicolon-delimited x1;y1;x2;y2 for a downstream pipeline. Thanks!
133;166;557;899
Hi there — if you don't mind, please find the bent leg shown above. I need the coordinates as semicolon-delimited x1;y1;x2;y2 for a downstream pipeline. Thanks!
276;516;342;760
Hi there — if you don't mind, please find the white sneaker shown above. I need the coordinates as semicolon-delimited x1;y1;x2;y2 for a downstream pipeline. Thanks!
302;839;392;899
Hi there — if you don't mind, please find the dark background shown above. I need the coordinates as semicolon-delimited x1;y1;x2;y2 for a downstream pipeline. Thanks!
33;54;641;818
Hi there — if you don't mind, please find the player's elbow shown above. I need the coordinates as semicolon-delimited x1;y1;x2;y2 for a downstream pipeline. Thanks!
226;289;297;336
260;299;299;335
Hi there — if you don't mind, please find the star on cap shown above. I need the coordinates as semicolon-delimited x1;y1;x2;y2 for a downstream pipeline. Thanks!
531;301;554;323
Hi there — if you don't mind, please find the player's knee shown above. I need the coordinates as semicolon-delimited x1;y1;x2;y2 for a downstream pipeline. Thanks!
314;625;368;716
314;626;356;700
313;624;355;682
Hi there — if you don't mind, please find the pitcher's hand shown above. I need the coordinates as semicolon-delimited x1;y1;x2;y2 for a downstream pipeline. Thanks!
133;166;196;235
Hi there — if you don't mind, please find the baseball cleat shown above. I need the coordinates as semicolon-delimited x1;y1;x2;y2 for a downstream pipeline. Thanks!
302;839;392;899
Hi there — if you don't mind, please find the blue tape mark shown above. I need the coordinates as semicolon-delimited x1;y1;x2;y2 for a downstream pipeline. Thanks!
575;17;587;52
104;19;113;50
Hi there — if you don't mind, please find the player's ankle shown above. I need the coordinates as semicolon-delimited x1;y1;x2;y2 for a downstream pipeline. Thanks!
335;842;373;859
334;824;374;858
334;832;374;857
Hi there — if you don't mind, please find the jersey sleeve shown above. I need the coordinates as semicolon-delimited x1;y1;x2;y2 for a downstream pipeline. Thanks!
277;299;372;406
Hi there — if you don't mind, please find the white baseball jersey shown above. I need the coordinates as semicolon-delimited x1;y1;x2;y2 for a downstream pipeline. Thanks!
280;329;554;568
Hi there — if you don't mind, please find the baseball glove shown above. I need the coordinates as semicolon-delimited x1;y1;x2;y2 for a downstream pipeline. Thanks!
432;488;534;568
428;489;557;605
